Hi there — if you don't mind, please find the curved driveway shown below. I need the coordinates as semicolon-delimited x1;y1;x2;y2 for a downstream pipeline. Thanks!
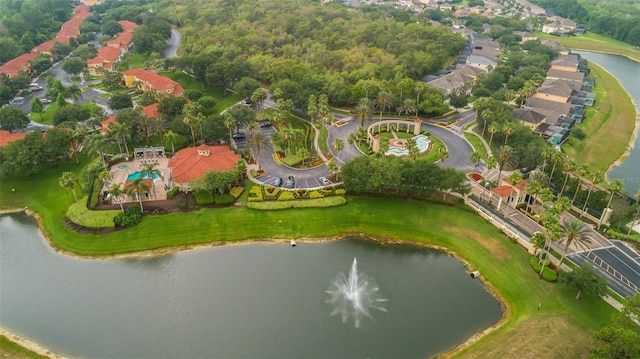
253;114;476;188
161;29;181;59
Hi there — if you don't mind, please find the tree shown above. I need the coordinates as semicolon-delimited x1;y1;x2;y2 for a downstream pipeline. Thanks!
30;97;44;120
572;164;589;205
487;122;499;146
495;145;515;186
561;264;607;300
108;183;125;213
326;160;339;181
375;91;392;121
251;88;268;110
589;294;640;359
332;138;345;155
108;93;133;110
559;158;576;197
233;77;261;99
182;102;206;143
507;171;523;206
558;219;591;270
141;162;163;199
125;178;150;212
470;152;482;168
223;114;236;145
66;84;82;104
354;100;372;127
59;171;79;202
61;57;87;75
252;131;264;169
0;107;30;133
502;122;515;146
101;20;124;37
524;180;542;213
581;170;603;218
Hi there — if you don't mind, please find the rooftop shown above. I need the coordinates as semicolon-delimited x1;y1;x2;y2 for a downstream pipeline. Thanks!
168;145;241;184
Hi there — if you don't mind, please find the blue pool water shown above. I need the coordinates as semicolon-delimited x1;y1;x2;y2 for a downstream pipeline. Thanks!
385;135;431;157
127;171;160;181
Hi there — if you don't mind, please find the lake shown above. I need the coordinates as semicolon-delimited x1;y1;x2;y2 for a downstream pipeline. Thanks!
0;213;502;358
575;51;640;197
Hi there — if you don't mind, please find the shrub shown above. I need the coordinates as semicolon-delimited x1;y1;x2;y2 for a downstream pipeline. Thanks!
166;186;180;199
542;267;558;282
113;205;143;228
67;197;118;228
193;190;214;205
183;89;203;101
215;194;235;206
248;186;263;202
264;186;280;199
335;189;347;195
309;190;324;199
229;186;244;199
248;197;347;210
278;190;295;201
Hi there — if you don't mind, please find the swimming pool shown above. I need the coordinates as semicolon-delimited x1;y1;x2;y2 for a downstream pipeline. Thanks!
126;170;161;181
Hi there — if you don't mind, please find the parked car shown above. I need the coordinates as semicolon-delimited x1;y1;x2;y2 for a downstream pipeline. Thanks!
274;177;283;187
240;100;252;107
284;176;295;188
260;121;272;128
28;83;43;91
11;97;25;105
232;133;246;140
41;98;51;104
319;177;331;185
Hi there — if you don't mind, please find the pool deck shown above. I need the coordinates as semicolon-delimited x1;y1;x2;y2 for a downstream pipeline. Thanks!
107;158;170;203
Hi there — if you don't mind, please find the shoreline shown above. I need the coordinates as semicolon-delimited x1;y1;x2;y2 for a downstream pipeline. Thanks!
1;208;509;358
578;52;640;183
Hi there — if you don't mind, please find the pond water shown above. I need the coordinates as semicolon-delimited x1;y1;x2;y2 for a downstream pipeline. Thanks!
575;51;640;197
0;213;502;358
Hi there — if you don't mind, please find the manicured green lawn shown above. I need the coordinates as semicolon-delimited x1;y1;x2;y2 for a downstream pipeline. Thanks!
534;31;640;63
561;63;636;172
159;71;240;114
464;131;488;159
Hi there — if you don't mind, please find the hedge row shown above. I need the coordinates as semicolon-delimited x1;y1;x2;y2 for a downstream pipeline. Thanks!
247;197;347;210
248;184;346;202
529;256;558;282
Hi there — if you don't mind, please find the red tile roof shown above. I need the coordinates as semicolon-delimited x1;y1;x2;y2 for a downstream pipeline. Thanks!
123;69;184;95
504;178;528;190
118;20;138;32
141;103;159;119
0;130;27;147
0;52;37;78
101;115;116;133
491;185;513;198
33;38;60;54
168;145;241;183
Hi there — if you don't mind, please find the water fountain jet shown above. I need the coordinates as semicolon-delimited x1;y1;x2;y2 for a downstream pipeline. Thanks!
326;258;387;328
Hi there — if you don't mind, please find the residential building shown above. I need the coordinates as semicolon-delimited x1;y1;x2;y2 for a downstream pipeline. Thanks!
122;69;184;96
168;145;241;191
513;108;546;131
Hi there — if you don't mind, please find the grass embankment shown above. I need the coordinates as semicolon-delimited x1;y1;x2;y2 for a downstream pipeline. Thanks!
0;335;48;359
463;132;489;159
562;62;636;172
159;71;240;114
0;155;616;358
535;31;640;63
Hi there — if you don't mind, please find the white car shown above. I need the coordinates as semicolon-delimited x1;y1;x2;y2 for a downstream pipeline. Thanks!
319;177;331;185
240;100;252;107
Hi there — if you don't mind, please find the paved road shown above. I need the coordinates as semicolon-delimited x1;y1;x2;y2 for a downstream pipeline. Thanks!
161;29;181;59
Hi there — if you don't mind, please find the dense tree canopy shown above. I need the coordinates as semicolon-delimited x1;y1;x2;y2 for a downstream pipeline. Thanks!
0;106;29;132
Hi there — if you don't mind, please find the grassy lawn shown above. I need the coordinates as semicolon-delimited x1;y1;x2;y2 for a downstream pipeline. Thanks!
0;335;48;359
0;154;617;358
561;62;637;172
159;71;240;114
535;31;640;63
464;131;488;159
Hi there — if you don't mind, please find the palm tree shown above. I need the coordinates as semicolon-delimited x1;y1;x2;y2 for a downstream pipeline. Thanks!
397;99;416;118
414;82;427;105
326;160;338;181
524;180;542;213
141;161;163;199
469;152;482;168
487;122;499;146
150;118;167;145
581;170;603;218
479;109;494;137
59;171;79;202
600;178;624;226
354;101;372;127
66;84;82;103
110;122;130;156
164;130;178;155
502;123;515;146
572;164;589;205
69;125;86;165
375;91;392;122
495;145;514;186
223;114;236;145
125;178;150;212
559;158;576;197
558;219;591;270
548;151;564;182
252;131;264;169
332;138;344;155
108;183;125;212
85;132;110;166
347;132;357;159
482;156;497;201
